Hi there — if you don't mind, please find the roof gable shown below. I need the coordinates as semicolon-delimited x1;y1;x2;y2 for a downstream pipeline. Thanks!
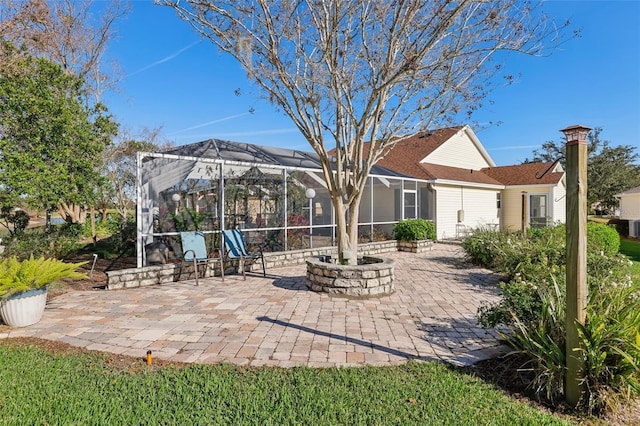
367;126;504;186
422;126;495;168
367;127;461;175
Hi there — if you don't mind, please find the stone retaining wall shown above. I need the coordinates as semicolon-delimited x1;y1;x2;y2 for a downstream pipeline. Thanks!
105;239;427;289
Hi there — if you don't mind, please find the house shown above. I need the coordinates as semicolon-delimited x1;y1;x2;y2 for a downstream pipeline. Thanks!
372;126;566;239
482;161;566;232
136;125;567;266
616;186;640;238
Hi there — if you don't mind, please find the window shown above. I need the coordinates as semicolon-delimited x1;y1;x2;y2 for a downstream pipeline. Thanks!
496;193;501;209
403;191;417;219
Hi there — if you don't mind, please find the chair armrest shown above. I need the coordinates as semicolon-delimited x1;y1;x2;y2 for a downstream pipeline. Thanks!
182;249;196;261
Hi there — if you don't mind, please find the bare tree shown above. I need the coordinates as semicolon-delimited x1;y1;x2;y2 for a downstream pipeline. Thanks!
0;0;128;102
100;127;174;225
159;0;570;264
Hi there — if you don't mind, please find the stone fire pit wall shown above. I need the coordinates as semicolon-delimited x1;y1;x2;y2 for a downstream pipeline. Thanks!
306;256;395;296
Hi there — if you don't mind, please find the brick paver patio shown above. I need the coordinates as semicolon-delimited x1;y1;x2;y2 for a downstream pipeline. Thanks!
0;244;510;367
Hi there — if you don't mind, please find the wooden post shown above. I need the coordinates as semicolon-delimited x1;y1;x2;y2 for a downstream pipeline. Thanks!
563;124;590;407
521;192;528;237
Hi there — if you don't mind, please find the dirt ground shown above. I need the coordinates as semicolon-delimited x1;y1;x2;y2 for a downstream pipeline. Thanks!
54;252;138;293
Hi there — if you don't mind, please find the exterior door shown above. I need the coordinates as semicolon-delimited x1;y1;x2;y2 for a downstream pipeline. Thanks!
530;194;548;228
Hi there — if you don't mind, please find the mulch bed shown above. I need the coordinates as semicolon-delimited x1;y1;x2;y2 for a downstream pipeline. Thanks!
55;252;138;292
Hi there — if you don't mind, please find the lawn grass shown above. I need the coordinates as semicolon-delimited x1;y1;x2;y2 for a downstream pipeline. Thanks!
0;341;571;425
588;216;611;224
620;239;640;281
620;239;640;262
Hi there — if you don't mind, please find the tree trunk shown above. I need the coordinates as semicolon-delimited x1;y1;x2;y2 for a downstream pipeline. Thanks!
332;190;363;265
57;202;87;224
90;205;97;246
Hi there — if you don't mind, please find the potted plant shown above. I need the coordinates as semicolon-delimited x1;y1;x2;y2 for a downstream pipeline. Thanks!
394;218;437;253
0;256;86;327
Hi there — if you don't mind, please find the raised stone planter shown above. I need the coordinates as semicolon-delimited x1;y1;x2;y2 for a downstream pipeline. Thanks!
397;239;434;253
306;256;395;296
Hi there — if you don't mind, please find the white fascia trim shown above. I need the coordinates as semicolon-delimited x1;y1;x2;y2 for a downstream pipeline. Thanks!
504;183;557;190
460;125;497;167
432;179;505;190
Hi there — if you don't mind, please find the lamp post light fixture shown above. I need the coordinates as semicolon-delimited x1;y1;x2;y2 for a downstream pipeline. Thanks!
305;188;316;200
561;124;591;408
305;188;316;248
561;124;591;144
171;193;181;214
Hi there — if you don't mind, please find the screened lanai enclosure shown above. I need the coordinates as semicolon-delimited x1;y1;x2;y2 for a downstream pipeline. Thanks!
136;139;431;267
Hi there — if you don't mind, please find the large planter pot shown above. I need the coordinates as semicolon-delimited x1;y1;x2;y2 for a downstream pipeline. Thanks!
0;287;48;327
306;256;395;296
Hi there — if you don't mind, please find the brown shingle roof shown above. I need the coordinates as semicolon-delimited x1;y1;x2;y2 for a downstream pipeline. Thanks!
617;185;640;196
368;127;462;180
369;127;503;185
481;162;564;186
417;163;503;185
329;127;463;180
331;128;564;188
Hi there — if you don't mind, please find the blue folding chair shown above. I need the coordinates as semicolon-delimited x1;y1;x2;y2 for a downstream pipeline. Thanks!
179;231;224;285
222;229;266;279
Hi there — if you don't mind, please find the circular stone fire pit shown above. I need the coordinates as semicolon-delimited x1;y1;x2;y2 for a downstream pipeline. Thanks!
306;256;395;296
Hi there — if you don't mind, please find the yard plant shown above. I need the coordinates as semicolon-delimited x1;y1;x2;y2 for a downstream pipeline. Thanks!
464;224;640;414
0;256;87;299
393;219;436;241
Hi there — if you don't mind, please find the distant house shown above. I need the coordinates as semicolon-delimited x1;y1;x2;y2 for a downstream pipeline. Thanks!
372;126;566;239
616;186;640;238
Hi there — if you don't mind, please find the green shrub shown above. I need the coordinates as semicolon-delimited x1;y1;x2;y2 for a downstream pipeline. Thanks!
587;221;620;256
466;223;620;283
393;219;436;241
469;224;639;412
478;272;551;328
462;228;512;268
80;214;126;239
464;226;565;281
499;263;640;413
3;226;81;260
0;207;30;237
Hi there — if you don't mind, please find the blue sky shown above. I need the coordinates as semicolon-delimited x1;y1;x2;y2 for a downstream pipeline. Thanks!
103;1;640;166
